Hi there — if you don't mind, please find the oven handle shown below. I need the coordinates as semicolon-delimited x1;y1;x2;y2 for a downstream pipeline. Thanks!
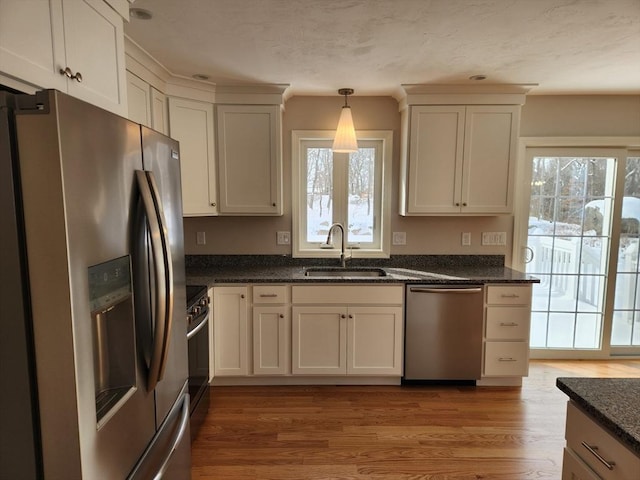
187;311;209;340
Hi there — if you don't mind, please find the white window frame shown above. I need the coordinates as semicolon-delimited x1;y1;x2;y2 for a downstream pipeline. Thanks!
291;130;393;259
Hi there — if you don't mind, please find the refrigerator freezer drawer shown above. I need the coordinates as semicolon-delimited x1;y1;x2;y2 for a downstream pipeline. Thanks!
128;383;191;479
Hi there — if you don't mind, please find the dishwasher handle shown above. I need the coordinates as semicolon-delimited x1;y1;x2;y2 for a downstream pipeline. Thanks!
409;287;482;294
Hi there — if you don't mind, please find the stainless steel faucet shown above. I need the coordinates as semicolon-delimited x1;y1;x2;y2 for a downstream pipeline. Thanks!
326;223;348;268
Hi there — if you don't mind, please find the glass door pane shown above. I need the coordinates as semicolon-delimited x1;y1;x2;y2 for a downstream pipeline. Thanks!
527;156;615;350
611;157;640;348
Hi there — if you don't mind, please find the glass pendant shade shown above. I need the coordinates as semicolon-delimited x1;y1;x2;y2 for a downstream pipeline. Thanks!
332;106;358;153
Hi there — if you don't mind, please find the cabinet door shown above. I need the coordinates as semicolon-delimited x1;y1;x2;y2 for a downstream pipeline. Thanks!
168;97;218;216
253;306;289;375
213;287;248;376
216;105;282;215
150;87;169;135
61;0;126;115
406;106;465;214
461;105;518;213
0;0;67;91
347;307;403;375
0;0;126;115
126;71;151;126
291;306;346;375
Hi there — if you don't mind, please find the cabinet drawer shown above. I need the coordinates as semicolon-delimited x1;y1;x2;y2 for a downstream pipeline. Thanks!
566;401;640;480
292;285;403;305
252;285;289;304
562;447;601;480
483;341;528;376
486;306;530;340
486;285;531;305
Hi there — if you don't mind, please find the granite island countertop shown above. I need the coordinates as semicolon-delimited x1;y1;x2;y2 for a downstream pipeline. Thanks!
557;377;640;456
185;254;539;287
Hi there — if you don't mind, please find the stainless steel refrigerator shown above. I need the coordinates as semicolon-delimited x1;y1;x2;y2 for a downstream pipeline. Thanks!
0;89;190;479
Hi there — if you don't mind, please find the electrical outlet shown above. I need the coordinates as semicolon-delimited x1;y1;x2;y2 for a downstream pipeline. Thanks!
196;231;206;245
461;232;471;246
277;231;291;245
392;232;406;245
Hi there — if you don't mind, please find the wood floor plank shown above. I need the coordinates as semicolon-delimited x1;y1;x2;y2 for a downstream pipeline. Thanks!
191;359;640;479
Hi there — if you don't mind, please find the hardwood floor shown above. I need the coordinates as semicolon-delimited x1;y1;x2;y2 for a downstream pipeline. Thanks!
191;360;640;479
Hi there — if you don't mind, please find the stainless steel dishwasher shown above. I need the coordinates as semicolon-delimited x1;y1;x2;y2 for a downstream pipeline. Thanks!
404;284;484;382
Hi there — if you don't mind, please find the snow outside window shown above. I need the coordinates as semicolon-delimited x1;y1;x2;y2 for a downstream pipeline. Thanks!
291;131;392;259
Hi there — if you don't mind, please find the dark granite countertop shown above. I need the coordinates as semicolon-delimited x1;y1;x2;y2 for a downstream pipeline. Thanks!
557;377;640;456
185;254;539;287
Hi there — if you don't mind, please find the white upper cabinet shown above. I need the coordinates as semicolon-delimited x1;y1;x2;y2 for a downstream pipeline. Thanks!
401;105;519;215
168;97;218;216
126;71;152;126
399;85;530;216
150;87;168;135
126;72;168;135
216;104;283;215
0;0;127;115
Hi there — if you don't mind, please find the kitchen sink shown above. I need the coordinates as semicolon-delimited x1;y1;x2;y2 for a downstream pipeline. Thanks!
304;267;387;278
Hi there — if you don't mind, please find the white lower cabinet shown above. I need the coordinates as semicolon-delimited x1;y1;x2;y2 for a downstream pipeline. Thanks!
563;401;640;480
291;285;404;377
213;286;248;376
480;284;532;384
252;285;290;375
292;306;347;375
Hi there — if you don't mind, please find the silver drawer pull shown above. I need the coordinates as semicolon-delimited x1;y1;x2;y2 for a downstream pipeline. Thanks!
498;357;517;362
581;442;615;470
500;322;519;327
259;294;278;298
500;293;519;298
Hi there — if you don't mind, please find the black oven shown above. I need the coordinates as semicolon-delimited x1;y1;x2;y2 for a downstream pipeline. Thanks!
186;285;210;439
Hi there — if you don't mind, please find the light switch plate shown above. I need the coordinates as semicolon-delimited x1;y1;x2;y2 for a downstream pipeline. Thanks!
196;231;206;245
462;232;471;246
481;232;507;246
277;231;291;245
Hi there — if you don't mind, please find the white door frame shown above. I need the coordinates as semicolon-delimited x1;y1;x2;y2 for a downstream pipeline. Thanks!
513;136;640;359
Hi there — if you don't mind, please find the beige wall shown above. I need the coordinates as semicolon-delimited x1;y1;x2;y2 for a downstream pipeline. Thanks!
184;94;640;266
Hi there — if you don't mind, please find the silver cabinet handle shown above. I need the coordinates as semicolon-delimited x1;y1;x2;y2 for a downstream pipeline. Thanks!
59;67;82;82
501;293;519;298
500;322;519;327
498;357;517;362
581;442;615;470
260;294;278;298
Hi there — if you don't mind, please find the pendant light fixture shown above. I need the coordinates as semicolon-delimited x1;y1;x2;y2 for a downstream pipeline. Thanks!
332;88;358;153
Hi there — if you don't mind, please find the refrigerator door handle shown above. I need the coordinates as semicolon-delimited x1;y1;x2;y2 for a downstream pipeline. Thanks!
151;393;190;480
136;170;174;391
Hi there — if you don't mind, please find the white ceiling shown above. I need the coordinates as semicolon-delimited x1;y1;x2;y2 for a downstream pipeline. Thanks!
124;0;640;98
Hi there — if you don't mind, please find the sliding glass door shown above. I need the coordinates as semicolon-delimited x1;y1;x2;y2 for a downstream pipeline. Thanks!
517;147;640;357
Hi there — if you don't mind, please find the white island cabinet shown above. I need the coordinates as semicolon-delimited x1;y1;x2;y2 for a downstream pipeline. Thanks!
563;401;640;480
0;0;127;116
